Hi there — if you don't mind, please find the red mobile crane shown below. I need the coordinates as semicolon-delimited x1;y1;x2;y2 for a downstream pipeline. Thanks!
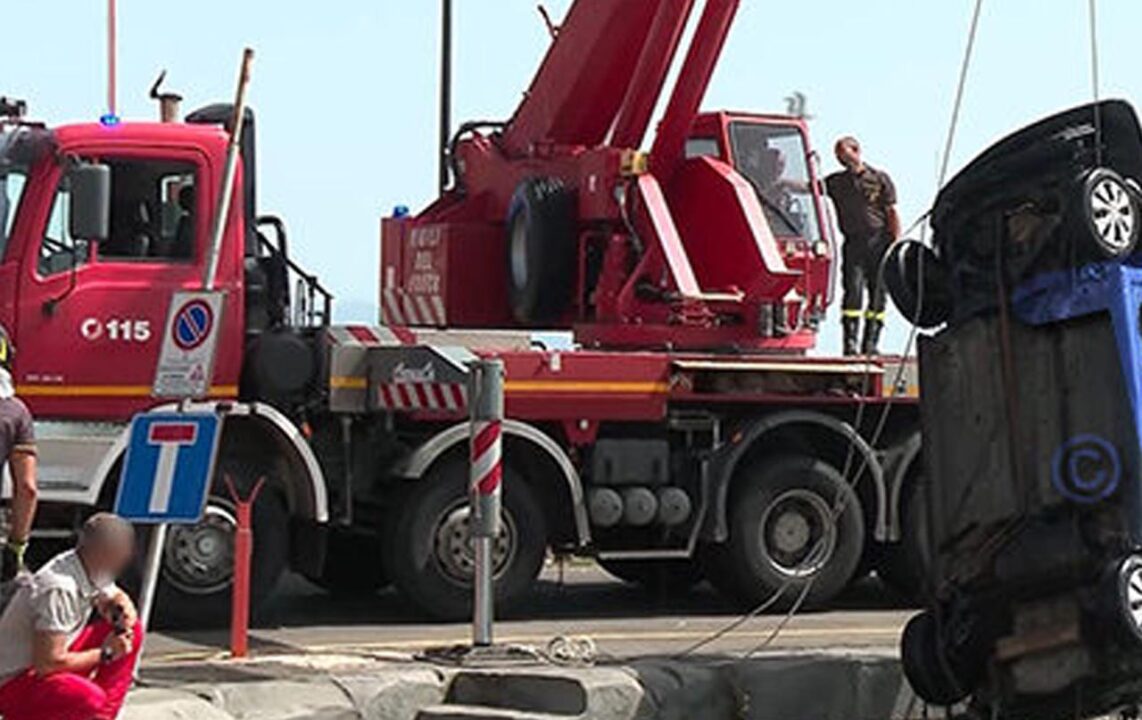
384;0;832;351
1;0;922;623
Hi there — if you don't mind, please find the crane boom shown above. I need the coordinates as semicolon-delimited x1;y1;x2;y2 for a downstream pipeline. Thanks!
650;0;739;174
501;1;660;156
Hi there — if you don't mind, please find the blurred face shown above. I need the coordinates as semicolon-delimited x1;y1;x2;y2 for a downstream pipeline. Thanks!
86;535;136;582
835;137;862;171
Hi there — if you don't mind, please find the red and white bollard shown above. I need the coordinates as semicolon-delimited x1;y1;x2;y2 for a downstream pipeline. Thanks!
468;358;504;647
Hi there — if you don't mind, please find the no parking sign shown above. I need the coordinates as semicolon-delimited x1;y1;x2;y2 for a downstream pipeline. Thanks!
153;291;225;398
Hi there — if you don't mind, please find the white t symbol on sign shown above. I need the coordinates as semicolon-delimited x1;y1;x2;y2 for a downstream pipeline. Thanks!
146;423;199;514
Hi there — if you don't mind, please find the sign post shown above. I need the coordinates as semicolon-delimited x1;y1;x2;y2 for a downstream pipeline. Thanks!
468;358;504;647
115;412;222;636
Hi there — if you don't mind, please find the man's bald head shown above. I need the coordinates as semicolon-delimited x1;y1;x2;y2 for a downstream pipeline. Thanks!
835;136;862;171
77;513;135;578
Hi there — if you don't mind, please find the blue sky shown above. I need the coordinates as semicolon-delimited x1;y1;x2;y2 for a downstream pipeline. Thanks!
6;1;1138;354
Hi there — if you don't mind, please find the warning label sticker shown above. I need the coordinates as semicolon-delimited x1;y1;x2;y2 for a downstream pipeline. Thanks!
153;291;225;398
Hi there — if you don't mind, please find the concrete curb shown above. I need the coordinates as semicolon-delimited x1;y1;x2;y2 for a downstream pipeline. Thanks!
122;651;920;720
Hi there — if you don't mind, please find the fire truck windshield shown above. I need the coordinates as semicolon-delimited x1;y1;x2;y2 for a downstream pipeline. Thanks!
729;122;822;241
0;126;52;259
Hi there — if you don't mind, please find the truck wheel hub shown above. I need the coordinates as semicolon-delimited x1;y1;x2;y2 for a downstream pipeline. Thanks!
433;503;517;586
759;489;835;577
164;502;237;595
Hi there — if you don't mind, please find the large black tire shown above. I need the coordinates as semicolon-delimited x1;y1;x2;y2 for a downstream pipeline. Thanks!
149;458;290;628
901;611;972;706
883;240;952;329
1077;167;1139;259
384;459;548;621
598;558;704;595
307;528;388;598
705;455;864;610
876;469;931;604
506;178;576;324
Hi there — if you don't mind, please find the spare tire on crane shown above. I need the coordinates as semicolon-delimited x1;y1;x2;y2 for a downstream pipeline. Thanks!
506;178;576;324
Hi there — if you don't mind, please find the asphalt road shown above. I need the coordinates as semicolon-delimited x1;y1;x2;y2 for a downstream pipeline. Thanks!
145;564;916;664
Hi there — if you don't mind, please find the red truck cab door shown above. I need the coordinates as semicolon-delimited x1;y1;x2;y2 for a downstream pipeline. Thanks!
15;143;242;420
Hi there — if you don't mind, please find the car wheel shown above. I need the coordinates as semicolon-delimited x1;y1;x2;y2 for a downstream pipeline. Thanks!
1079;167;1139;258
883;240;952;329
901;611;972;706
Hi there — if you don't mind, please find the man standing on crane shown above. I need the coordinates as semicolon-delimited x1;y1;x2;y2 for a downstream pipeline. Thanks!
825;136;900;356
0;324;37;582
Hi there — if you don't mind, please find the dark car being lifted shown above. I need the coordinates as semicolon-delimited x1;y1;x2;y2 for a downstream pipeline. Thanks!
889;100;1142;719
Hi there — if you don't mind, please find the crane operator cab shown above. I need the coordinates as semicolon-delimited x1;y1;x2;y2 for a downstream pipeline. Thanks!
888;100;1142;719
686;112;835;330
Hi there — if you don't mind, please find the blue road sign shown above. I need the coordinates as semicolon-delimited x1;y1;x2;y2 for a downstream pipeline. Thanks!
114;412;222;524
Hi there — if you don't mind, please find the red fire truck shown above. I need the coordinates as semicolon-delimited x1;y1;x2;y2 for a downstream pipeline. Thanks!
0;0;922;623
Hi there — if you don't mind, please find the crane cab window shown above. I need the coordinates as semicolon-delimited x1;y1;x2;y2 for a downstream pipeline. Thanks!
730;122;822;241
101;159;197;262
685;137;721;159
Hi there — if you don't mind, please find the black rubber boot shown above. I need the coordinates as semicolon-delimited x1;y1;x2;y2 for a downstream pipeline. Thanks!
843;317;860;356
861;320;883;356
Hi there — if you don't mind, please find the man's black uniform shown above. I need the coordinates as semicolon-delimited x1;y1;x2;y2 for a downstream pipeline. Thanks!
825;165;897;355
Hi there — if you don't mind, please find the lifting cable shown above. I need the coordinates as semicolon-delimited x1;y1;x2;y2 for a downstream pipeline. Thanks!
673;0;988;660
1089;0;1104;167
938;0;985;191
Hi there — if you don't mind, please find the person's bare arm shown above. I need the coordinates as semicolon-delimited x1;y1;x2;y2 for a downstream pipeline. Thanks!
886;205;902;241
32;630;104;677
8;451;37;543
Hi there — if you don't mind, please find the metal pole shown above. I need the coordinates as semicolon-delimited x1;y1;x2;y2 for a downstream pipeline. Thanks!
136;523;168;634
468;358;504;647
107;0;117;118
203;48;255;292
129;522;168;680
438;0;453;194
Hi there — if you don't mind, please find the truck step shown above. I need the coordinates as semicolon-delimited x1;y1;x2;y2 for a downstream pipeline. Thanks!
415;705;573;720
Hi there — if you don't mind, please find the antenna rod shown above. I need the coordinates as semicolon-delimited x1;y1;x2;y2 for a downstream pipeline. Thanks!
438;0;453;194
107;0;117;117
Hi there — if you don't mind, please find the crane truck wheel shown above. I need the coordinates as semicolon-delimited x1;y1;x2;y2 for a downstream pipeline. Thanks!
875;470;931;603
706;455;864;611
307;528;389;598
506;178;576;324
147;459;290;627
598;558;704;595
384;457;548;621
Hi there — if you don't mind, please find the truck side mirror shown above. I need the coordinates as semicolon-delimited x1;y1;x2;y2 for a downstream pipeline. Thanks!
68;163;110;242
